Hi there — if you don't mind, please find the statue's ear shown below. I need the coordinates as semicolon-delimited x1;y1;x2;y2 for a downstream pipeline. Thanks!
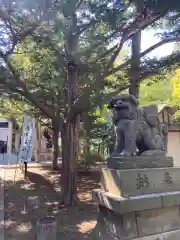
145;115;158;127
129;95;139;105
107;101;112;109
162;124;168;134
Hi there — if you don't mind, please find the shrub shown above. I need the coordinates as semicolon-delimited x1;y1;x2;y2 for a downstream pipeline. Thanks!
78;151;105;168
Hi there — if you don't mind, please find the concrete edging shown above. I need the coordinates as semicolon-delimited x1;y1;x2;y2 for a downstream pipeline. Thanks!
0;162;103;172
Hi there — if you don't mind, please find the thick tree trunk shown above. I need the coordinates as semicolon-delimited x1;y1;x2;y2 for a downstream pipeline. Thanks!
60;13;80;206
35;121;41;162
83;137;90;155
129;31;141;98
52;122;59;170
61;116;80;206
98;144;100;154
129;0;143;99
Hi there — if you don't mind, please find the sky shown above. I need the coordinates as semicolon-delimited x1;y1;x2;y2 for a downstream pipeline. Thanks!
114;29;175;64
141;30;175;58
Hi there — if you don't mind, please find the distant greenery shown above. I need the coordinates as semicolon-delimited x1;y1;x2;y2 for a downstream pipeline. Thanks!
140;75;173;106
169;69;180;119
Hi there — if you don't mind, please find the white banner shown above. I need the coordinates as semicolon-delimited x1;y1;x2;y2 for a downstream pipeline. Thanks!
18;116;36;163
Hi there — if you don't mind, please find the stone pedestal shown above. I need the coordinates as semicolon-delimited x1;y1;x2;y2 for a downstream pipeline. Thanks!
92;156;180;239
26;196;39;209
107;156;173;169
36;216;57;240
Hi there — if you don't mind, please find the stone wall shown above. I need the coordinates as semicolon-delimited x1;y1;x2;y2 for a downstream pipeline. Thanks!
96;205;180;239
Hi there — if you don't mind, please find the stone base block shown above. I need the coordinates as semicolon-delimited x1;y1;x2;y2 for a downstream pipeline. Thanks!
93;220;180;240
91;204;180;240
107;156;173;170
101;167;180;197
93;189;180;213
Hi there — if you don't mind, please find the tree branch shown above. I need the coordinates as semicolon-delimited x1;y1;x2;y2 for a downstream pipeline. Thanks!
65;13;175;122
101;84;130;105
139;52;180;80
6;22;39;55
76;0;84;9
109;36;180;75
0;7;10;21
87;11;165;79
32;34;64;54
107;38;125;70
39;117;52;127
0;53;54;118
72;15;157;109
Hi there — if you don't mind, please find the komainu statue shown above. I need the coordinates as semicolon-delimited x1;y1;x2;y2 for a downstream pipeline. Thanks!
107;94;168;158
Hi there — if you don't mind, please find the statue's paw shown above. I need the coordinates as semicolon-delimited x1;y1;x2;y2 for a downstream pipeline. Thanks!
120;152;131;157
132;152;137;156
140;150;166;157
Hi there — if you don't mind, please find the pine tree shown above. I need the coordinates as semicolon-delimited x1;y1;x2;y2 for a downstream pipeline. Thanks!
0;0;180;205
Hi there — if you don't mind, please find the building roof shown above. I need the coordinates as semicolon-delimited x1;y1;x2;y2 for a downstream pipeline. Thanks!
157;104;177;115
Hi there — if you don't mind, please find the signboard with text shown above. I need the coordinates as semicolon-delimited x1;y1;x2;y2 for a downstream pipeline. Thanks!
18;116;36;163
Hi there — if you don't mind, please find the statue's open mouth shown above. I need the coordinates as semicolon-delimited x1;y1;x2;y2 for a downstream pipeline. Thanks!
114;105;129;109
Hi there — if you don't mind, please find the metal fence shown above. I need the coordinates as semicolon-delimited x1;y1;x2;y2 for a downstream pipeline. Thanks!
0;153;18;165
0;149;53;165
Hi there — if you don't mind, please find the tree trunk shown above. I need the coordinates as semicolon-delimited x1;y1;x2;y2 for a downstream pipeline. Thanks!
83;137;90;155
60;13;79;206
35;121;41;162
98;143;100;154
52;122;59;170
129;32;141;98
61;116;80;206
129;0;143;99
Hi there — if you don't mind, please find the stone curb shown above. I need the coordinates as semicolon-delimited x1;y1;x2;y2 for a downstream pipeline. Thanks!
0;163;103;172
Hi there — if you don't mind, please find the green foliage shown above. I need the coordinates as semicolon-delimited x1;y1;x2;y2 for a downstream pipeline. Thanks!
140;76;172;106
0;95;33;122
170;69;180;105
0;1;179;131
82;105;113;142
1;0;180;119
168;69;180;119
78;151;105;168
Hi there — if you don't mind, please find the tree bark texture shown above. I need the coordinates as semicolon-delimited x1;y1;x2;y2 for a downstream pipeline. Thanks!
60;14;80;206
60;66;80;205
83;137;90;155
129;31;141;98
129;0;144;99
61;116;80;206
52;122;59;170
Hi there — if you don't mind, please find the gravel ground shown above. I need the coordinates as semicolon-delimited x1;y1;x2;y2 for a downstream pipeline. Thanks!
3;167;100;239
